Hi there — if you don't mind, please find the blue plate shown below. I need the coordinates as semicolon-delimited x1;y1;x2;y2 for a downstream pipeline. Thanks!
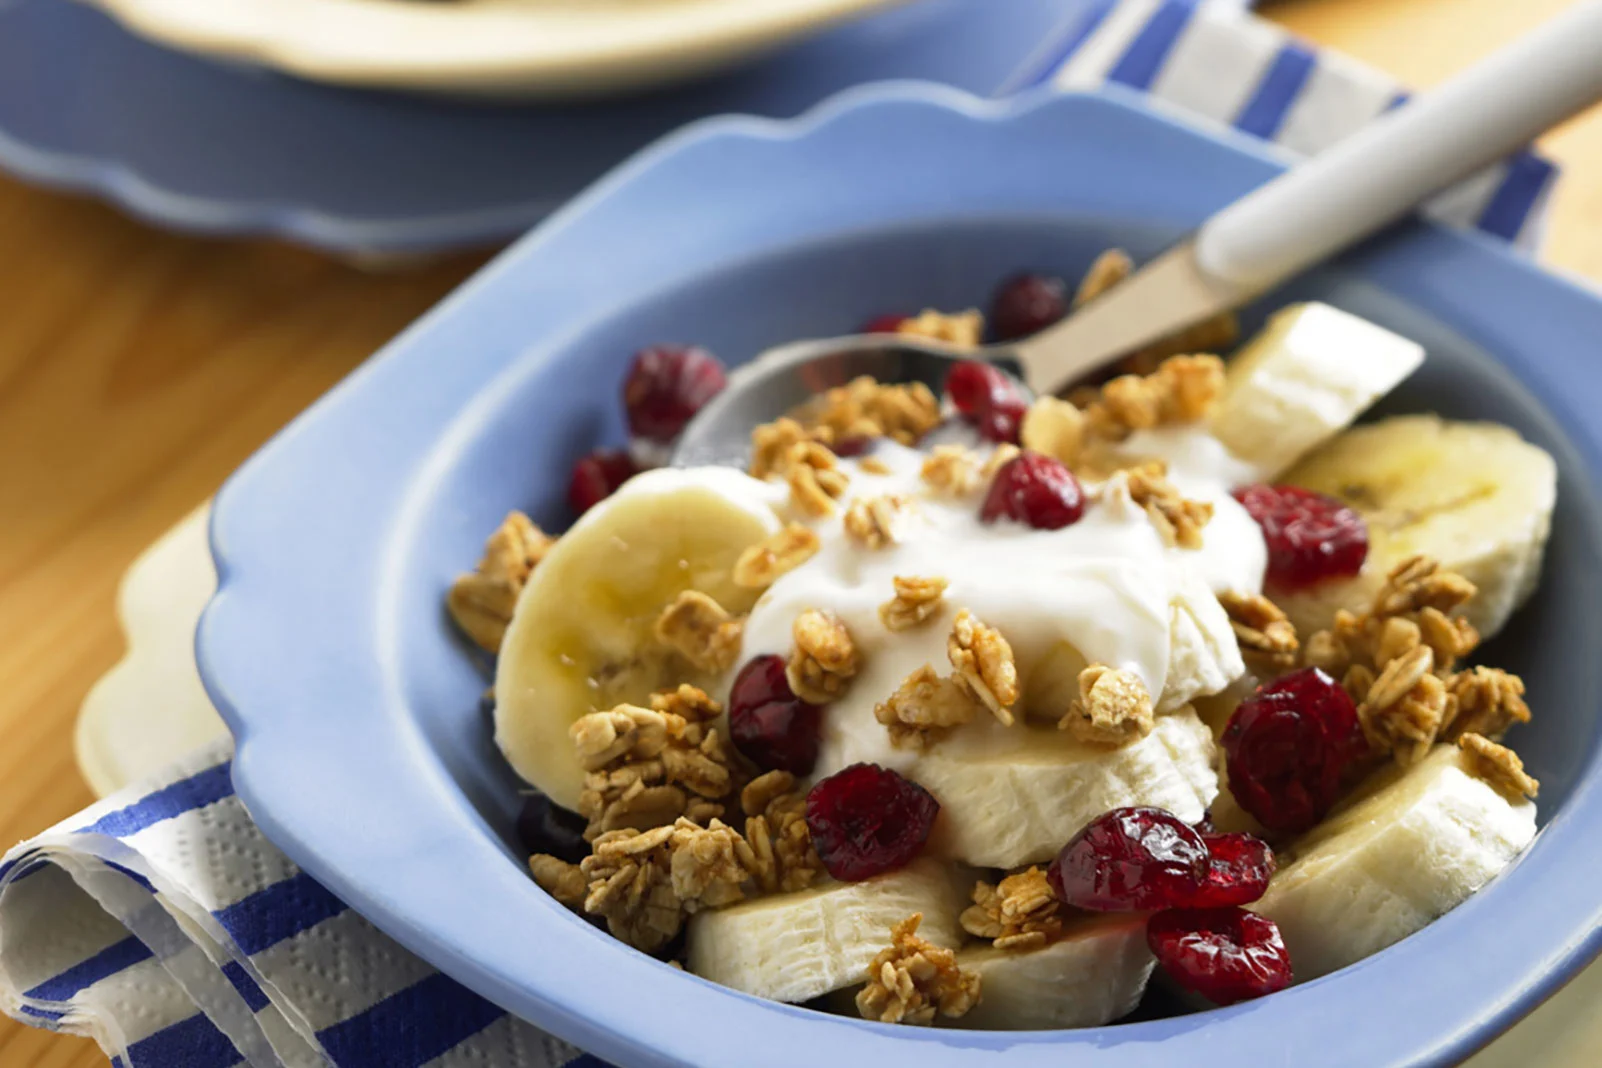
197;84;1602;1066
0;0;1085;256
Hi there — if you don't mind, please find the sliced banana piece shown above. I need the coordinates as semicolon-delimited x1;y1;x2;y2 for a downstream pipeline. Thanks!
1276;415;1556;640
958;915;1154;1030
686;859;965;1004
1253;744;1536;982
494;468;783;809
917;709;1219;870
1212;303;1425;478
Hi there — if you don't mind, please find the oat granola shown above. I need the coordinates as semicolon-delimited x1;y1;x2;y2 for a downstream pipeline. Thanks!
1458;732;1540;802
571;688;741;840
1219;591;1299;675
787;609;860;704
920;445;983;497
739;771;824;894
1121;463;1213;549
879;575;949;632
960;867;1065;951
733;523;821;589
948;609;1019;726
1059;664;1154;747
855;914;982;1025
843;494;912;549
874;665;981;749
654;590;745;674
447;511;554;652
895;308;984;349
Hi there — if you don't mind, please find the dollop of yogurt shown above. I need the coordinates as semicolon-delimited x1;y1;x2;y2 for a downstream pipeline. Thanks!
733;428;1268;780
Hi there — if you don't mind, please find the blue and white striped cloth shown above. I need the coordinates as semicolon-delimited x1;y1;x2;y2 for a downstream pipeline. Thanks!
0;2;1557;1066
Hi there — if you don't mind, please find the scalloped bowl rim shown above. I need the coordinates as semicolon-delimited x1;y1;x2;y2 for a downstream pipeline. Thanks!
197;82;1602;1067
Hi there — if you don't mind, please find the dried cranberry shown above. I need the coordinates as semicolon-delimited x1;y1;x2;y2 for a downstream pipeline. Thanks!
832;435;875;458
861;313;908;334
517;793;589;865
989;273;1069;342
1191;833;1276;908
567;449;638;516
945;360;1028;444
621;344;727;443
728;655;822;775
1048;807;1209;912
980;452;1085;530
1222;667;1365;834
1232;484;1368;590
805;763;939;881
1147;907;1292;1006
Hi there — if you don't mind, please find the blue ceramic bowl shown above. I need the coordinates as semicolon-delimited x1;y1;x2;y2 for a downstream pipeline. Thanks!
197;83;1602;1066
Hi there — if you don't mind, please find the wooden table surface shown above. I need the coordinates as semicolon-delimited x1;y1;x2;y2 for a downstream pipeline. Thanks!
1;0;1598;1063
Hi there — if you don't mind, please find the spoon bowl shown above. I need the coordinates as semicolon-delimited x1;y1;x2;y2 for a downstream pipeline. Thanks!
671;333;1026;467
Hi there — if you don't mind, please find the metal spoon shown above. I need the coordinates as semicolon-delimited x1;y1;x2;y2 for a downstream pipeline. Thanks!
673;0;1602;470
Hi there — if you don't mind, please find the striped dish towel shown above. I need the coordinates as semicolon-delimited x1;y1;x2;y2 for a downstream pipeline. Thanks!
0;3;1559;1066
1005;0;1556;250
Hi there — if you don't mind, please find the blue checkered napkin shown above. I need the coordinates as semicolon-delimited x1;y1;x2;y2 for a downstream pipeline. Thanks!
0;741;585;1068
0;6;1565;1067
1007;0;1556;252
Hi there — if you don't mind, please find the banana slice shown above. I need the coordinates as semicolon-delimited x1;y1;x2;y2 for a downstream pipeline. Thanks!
1212;303;1425;478
1252;744;1536;982
917;709;1219;870
686;858;966;1004
494;468;783;809
958;915;1154;1030
1275;415;1556;640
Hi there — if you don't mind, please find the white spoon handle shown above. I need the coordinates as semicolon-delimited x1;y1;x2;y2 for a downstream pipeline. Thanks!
1195;0;1602;292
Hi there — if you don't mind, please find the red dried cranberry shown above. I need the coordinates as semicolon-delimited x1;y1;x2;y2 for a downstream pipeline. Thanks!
622;344;727;443
832;435;875;458
1048;807;1209;912
1147;907;1292;1006
517;794;590;865
1232;484;1368;590
861;313;909;334
567;449;638;516
728;655;822;775
1190;833;1276;908
989;273;1069;341
1222;667;1365;834
980;452;1085;530
945;360;1028;444
805;763;939;881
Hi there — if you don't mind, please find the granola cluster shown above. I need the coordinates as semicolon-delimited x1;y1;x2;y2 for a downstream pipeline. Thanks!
843;494;913;549
1219;591;1299;675
1301;556;1526;766
732;523;821;589
879;575;949;632
894;309;985;349
756;377;943;469
1070;248;1240;375
1118;463;1213;549
740;771;826;894
654;591;745;674
446;511;555;652
1458;732;1540;801
1021;354;1227;481
875;665;982;750
1059;664;1154;747
855;914;982;1026
948;609;1020;727
920;445;983;497
787;609;861;704
570;687;741;840
785;441;852;517
959;867;1064;951
532;714;825;952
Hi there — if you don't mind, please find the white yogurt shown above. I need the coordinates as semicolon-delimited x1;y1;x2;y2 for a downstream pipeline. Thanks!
728;427;1269;780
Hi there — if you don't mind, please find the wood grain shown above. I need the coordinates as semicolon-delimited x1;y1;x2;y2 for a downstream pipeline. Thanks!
0;2;1597;1063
